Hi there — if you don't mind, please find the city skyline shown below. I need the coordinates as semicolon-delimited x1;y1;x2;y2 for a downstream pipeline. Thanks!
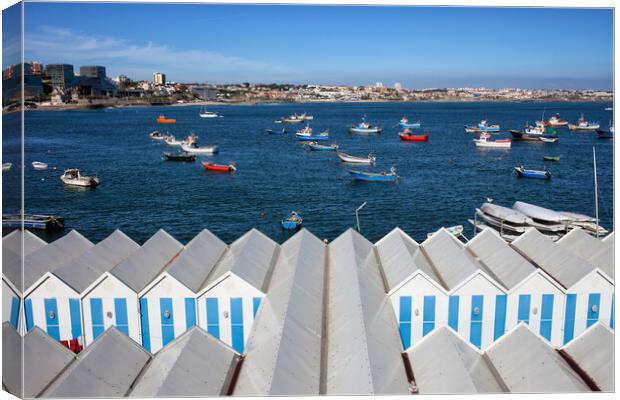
9;4;615;89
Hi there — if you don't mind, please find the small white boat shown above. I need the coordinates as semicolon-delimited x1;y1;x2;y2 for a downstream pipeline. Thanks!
2;163;12;172
32;161;48;170
336;151;376;164
295;126;314;137
539;136;558;143
568;114;600;131
300;112;313;121
350;118;382;134
181;143;219;154
149;131;169;140
61;168;99;187
473;133;511;148
199;106;219;118
480;202;532;225
512;201;568;224
165;136;184;147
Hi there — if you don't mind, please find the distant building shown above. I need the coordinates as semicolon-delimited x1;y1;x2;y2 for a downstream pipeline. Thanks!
394;82;402;91
2;62;44;103
153;72;166;86
30;61;42;76
190;85;218;100
375;82;384;88
79;65;106;79
45;64;75;89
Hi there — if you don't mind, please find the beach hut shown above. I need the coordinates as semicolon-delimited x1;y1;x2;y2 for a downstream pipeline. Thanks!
234;229;326;396
196;229;279;354
375;228;448;349
81;229;183;347
421;228;506;350
466;228;566;345
325;229;410;395
557;229;614;280
138;229;227;353
22;231;93;341
512;228;614;344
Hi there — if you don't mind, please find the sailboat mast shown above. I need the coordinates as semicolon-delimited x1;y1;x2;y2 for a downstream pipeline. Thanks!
593;146;599;238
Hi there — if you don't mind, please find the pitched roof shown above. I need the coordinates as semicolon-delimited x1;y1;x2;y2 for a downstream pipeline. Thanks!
130;327;240;397
325;229;410;395
558;229;614;279
485;324;590;393
53;230;140;293
375;228;440;292
200;228;278;293
165;229;227;293
110;229;183;293
234;229;326;396
23;230;93;291
42;328;151;398
511;228;596;289
466;228;536;290
3;230;48;291
2;322;22;398
406;327;505;394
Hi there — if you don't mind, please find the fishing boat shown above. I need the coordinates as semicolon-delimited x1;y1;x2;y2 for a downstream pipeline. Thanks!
181;143;219;154
282;211;303;230
156;115;176;124
336;151;376;164
308;142;338;151
474;133;511;148
266;128;288;135
514;166;551;180
163;152;196;162
349;167;398;182
281;113;305;124
399;129;429;142
543;155;561;162
568;114;600;131
296;126;329;141
3;213;64;231
165;136;184;147
32;161;48;170
149;131;169;140
399;117;421;129
202;161;236;172
477;120;500;132
544;114;568;127
539;136;559;143
349;117;381;134
61;168;100;187
199;106;219;118
2;163;12;172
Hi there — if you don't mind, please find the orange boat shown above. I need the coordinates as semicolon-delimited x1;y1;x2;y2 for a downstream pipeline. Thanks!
202;162;236;173
156;115;176;124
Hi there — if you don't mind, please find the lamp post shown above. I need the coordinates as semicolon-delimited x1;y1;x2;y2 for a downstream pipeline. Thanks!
356;202;367;233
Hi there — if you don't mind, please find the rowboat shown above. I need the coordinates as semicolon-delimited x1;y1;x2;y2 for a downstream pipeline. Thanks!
568;114;599;131
349;167;398;182
539;136;559;143
399;117;421;128
399;130;428;142
544;114;568;127
181;143;219;154
514;166;551;180
163;152;196;162
156;115;176;124
149;131;169;140
308;142;338;151
199;106;219;118
512;201;567;224
282;211;302;230
337;151;376;164
478;120;500;132
202;161;236;172
3;213;64;231
543;155;561;162
61;168;99;187
266;128;288;134
474;133;511;148
165;136;184;147
480;202;533;225
2;163;11;172
350;118;381;134
32;161;48;170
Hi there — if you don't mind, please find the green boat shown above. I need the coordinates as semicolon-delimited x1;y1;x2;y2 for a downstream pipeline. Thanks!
543;155;561;162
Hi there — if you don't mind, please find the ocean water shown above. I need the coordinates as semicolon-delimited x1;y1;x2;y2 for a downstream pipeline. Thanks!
2;102;614;245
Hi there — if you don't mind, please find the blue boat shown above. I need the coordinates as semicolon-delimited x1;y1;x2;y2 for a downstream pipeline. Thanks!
282;211;302;230
308;142;338;151
398;117;421;129
477;120;501;132
514;166;551;180
266;128;288;134
349;167;398;182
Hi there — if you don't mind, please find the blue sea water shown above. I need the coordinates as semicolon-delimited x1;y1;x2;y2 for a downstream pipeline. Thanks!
2;102;614;245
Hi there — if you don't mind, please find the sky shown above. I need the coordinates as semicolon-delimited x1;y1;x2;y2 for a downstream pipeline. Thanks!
10;3;615;89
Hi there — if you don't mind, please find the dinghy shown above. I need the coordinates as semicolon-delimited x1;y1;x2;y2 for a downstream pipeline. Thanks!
282;211;303;230
266;128;288;134
350;117;381;134
308;142;338;151
477;120;500;132
514;166;551;180
2;163;12;172
32;161;48;170
399;117;421;129
337;151;376;164
399;130;429;142
543;155;561;162
163;152;196;162
61;168;99;187
202;161;236;172
349;167;398;182
181;143;219;154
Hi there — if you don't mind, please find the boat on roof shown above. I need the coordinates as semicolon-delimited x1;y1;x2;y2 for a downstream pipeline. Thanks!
514;166;551;180
349;167;398;182
568;114;600;131
337;151;376;164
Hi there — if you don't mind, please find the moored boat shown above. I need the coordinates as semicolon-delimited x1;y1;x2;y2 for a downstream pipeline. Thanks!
149;131;169;140
543;155;561;162
474;133;511;148
266;128;288;134
539;136;559;143
568;114;599;131
477;120;500;132
199;106;219;118
282;211;303;230
399;117;421;129
165;135;184;147
349;117;381;134
202;161;236;172
296;126;329;141
181;143;219;154
282;113;305;124
163;152;196;162
349;167;398;182
308;142;338;151
2;163;12;172
156;115;176;124
336;151;376;164
399;130;429;142
3;213;65;231
32;161;48;170
514;166;551;180
544;114;568;127
61;168;100;187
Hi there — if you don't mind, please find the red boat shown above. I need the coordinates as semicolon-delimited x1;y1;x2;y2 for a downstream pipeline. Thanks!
399;133;429;142
202;162;236;172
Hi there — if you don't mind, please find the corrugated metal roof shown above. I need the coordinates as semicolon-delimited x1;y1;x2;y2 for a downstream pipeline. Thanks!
166;229;227;293
406;327;505;394
2;322;22;398
3;230;48;291
466;228;536;290
41;328;151;398
130;327;240;397
53;230;140;293
485;324;590;393
325;229;410;395
24;230;93;291
558;229;613;280
201;228;279;293
375;228;439;292
234;229;326;396
421;228;479;290
511;228;596;289
110;229;183;293
590;232;614;279
559;323;614;392
23;325;77;398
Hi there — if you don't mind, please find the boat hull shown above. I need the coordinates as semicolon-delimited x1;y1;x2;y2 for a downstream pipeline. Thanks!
297;135;329;141
514;168;551;180
181;144;219;154
348;170;398;182
309;144;338;151
61;177;99;187
202;162;235;172
399;133;428;142
350;127;381;134
337;152;375;164
474;139;511;148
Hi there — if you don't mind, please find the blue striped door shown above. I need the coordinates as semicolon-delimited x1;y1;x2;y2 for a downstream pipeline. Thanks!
493;295;507;340
206;298;220;339
230;298;244;353
24;299;34;332
252;297;261;318
114;298;129;336
90;298;105;340
69;299;82;339
539;294;554;341
518;294;531;324
587;293;601;328
139;298;151;352
470;295;483;349
422;296;435;337
448;296;459;331
399;296;412;349
185;298;196;329
9;297;20;329
563;294;577;344
160;298;175;347
44;299;60;341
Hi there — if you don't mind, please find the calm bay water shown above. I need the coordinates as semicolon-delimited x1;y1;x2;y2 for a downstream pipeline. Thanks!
2;102;614;245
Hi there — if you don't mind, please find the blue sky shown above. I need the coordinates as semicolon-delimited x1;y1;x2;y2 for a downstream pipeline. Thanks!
16;3;614;89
